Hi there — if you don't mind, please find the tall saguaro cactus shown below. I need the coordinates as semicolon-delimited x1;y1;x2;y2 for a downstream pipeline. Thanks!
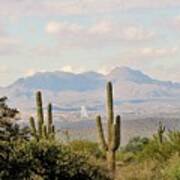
36;91;44;138
96;82;121;173
29;91;55;140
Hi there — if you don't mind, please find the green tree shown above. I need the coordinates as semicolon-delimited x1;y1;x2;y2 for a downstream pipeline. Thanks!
0;97;30;179
0;96;29;142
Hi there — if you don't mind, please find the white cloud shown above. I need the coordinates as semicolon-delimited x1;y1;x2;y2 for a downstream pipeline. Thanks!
45;21;62;34
0;20;21;46
45;21;83;34
45;20;155;48
61;66;74;73
0;65;8;74
98;65;116;75
171;16;180;30
29;44;64;57
122;26;155;41
0;39;22;55
0;0;180;18
25;69;36;77
0;24;22;55
88;21;113;34
25;66;85;77
60;65;84;74
24;68;47;77
132;47;179;58
35;0;180;16
0;37;20;46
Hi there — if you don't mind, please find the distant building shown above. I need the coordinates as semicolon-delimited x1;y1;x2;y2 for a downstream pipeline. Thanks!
80;106;89;118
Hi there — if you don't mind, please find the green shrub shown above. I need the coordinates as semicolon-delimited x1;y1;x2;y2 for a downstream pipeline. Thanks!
68;140;105;159
116;136;149;164
116;131;180;179
0;140;32;179
164;153;180;180
123;136;149;154
137;131;180;162
0;139;111;180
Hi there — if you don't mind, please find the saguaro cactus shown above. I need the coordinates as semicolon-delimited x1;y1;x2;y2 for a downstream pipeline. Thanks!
36;91;44;138
96;82;121;173
29;91;55;140
158;121;165;144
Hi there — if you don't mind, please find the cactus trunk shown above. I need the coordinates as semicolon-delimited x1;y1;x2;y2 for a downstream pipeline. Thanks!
36;91;44;138
107;82;114;145
107;151;116;173
47;103;53;134
29;117;36;136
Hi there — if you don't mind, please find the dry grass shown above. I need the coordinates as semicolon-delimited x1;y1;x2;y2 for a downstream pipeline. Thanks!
115;160;164;180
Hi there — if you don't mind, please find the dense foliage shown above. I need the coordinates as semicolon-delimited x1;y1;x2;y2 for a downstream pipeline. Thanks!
69;140;105;159
123;136;149;153
116;131;180;179
0;97;29;142
0;97;30;179
0;139;111;180
0;97;111;180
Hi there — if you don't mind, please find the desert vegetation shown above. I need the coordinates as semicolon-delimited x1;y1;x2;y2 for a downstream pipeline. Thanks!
0;82;180;180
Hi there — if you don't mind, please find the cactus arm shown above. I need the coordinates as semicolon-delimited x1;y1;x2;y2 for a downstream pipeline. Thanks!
29;116;37;135
51;125;55;139
47;103;53;134
115;115;121;149
43;125;48;138
96;115;108;151
111;115;121;151
38;118;43;138
36;91;44;123
51;125;55;133
106;82;114;145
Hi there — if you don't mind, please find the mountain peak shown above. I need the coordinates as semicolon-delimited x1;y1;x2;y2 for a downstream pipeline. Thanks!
107;66;154;84
110;66;134;74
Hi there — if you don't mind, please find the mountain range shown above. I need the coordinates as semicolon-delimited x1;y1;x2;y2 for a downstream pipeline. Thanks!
7;66;180;91
1;66;180;118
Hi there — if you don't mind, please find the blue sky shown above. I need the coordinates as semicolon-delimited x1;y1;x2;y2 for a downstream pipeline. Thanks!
0;0;180;86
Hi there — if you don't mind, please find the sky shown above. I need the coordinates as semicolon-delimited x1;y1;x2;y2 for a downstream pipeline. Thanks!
1;0;180;86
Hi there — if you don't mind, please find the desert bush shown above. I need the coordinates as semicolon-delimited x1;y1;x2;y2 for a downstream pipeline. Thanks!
164;153;180;180
115;131;180;179
137;131;180;162
123;136;149;154
116;160;164;180
116;136;149;164
0;139;111;180
68;140;105;159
